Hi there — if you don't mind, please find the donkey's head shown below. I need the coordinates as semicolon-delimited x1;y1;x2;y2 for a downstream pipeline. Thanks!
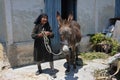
56;11;74;44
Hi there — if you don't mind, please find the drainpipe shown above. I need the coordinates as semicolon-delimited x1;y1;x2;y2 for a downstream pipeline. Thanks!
3;0;13;54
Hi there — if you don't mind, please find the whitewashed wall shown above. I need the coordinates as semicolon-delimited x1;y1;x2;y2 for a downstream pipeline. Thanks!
77;0;115;35
11;0;45;42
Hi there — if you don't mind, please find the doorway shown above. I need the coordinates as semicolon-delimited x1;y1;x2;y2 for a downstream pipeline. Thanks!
61;0;77;20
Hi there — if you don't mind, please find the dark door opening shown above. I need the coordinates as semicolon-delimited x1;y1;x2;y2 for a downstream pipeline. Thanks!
115;0;120;17
61;0;77;20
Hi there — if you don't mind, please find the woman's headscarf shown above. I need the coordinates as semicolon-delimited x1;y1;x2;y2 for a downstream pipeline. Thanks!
34;13;48;25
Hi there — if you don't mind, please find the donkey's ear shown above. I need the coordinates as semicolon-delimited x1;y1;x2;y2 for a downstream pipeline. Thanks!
56;11;60;17
68;12;73;22
56;11;62;24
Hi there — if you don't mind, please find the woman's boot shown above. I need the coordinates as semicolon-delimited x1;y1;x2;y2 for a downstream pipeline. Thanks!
36;62;42;75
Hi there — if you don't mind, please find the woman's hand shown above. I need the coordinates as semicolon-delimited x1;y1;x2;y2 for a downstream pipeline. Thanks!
44;31;51;36
38;33;43;37
38;31;52;37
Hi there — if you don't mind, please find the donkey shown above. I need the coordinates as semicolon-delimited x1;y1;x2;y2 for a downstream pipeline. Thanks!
56;12;81;73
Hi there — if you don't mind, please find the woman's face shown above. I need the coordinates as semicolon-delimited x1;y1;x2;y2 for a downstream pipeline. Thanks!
41;16;48;25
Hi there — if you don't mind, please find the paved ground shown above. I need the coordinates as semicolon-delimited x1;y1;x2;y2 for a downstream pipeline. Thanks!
0;59;108;80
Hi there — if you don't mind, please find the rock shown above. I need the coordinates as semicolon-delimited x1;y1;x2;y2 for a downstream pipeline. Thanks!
106;53;120;64
0;43;4;60
112;20;120;42
0;43;10;72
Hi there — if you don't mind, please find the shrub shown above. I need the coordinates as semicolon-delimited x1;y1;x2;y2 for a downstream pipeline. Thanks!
90;33;120;55
90;33;105;45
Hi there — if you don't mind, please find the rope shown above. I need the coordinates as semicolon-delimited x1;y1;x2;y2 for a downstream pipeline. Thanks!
41;31;63;56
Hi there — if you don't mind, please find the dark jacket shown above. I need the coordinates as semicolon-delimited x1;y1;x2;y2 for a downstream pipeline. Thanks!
31;23;54;62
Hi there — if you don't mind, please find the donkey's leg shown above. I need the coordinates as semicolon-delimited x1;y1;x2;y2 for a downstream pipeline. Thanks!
73;53;76;69
75;46;79;61
71;46;76;69
65;55;70;73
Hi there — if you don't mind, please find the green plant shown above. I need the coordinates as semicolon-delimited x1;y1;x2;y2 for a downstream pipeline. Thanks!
80;52;109;60
110;39;120;55
90;33;105;45
90;33;120;55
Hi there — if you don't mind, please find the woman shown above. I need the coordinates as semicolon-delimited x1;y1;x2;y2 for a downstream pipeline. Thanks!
31;13;54;75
